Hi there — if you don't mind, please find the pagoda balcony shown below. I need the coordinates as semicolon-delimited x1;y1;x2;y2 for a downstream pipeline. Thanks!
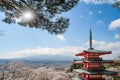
83;57;102;61
82;67;105;70
86;78;105;80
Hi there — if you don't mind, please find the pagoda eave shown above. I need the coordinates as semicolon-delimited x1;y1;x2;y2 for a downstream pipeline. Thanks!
75;53;84;56
83;60;114;63
75;51;112;56
73;61;82;64
84;50;112;55
73;60;114;64
73;69;117;75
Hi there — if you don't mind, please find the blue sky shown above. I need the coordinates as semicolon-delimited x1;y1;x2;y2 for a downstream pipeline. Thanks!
0;0;120;59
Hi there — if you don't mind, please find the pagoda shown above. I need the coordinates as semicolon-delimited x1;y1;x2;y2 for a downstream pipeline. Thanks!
72;29;117;80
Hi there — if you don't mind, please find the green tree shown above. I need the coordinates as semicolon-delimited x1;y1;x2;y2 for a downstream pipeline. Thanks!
0;0;79;34
113;1;120;11
70;64;74;72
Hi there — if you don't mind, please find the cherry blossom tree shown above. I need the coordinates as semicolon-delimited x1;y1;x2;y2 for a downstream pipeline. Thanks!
0;62;71;80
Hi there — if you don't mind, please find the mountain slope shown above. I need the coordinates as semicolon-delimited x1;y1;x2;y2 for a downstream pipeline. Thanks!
18;54;76;62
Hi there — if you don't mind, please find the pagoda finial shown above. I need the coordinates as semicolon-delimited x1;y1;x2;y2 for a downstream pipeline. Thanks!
89;28;94;50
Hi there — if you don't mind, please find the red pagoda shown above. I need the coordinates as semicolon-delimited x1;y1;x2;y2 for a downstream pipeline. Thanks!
72;29;117;80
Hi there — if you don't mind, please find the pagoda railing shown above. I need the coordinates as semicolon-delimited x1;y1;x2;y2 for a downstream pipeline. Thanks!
82;67;105;70
87;78;105;80
82;57;102;60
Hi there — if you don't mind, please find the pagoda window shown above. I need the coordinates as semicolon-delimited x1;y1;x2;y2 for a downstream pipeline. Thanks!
89;63;100;67
89;55;99;58
89;64;100;67
85;54;99;59
89;75;101;78
86;74;89;78
89;53;99;56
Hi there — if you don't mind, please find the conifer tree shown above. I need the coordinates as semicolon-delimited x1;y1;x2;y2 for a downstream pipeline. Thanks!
0;0;78;34
113;1;120;9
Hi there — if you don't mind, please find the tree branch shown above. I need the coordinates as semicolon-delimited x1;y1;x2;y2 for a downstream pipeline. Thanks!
0;0;21;13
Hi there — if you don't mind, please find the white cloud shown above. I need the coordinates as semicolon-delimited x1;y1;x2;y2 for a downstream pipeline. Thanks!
114;34;120;39
96;20;104;26
109;18;120;30
88;11;93;15
80;0;120;4
85;40;106;47
95;41;120;59
98;10;102;14
0;47;85;59
56;35;65;41
1;40;120;59
85;40;120;59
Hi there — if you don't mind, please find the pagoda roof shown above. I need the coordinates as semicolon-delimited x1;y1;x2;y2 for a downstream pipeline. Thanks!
76;49;111;56
73;69;117;75
85;49;111;53
74;60;114;64
74;60;83;64
84;60;113;63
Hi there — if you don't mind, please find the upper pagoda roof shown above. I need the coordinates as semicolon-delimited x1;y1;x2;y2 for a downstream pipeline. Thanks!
76;49;112;56
85;49;111;53
73;69;117;75
76;29;112;56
